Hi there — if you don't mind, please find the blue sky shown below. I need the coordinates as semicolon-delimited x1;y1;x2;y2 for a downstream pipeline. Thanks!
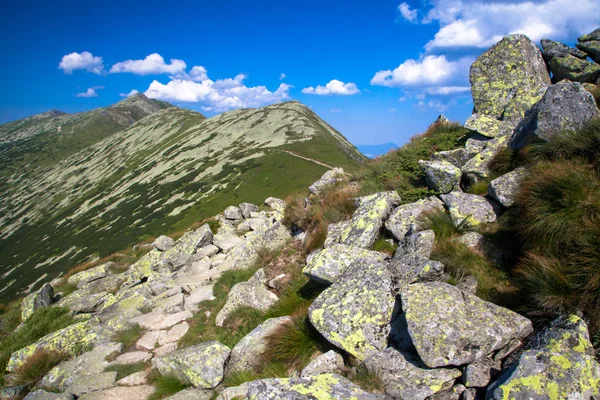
0;0;598;145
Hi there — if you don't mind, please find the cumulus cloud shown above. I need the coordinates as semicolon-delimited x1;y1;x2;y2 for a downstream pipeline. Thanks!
398;2;418;22
417;99;456;112
75;86;104;98
119;89;139;97
425;86;471;95
144;71;292;112
371;55;473;87
420;0;599;51
301;80;360;95
189;66;208;82
110;53;187;76
59;51;104;74
280;73;287;80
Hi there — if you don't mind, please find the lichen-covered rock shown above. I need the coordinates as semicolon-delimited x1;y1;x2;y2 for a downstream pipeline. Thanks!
163;224;214;264
488;167;526;208
510;82;600;150
303;244;387;285
323;220;350;248
462;134;509;184
68;371;117;396
58;288;111;313
308;261;395;361
457;232;484;249
112;351;153;365
393;230;435;264
456;275;479;295
462;357;501;388
151;341;230;388
117;370;149;386
442;192;497;227
67;264;110;288
431;148;475;169
215;269;278;327
21;283;54;321
80;274;127;295
418;160;462;194
163;388;213;400
541;38;587;61
390;258;444;289
245;374;390;399
239;202;259;219
469;34;550;125
153;235;176;252
77;385;156;400
385;196;444;241
24;390;74;400
401;282;533;368
213;233;246;254
264;197;286;213
227;317;291;373
224;206;243;220
309;168;345;195
464;114;514;138
339;191;401;249
1;385;30;399
364;348;461;400
576;28;600;63
216;383;251;400
549;54;600;83
301;350;345;377
487;315;600;399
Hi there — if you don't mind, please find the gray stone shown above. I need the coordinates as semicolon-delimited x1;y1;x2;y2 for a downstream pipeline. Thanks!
112;351;153;365
195;244;219;259
577;28;600;63
158;322;189;346
163;224;214;265
137;330;166;350
385;196;444;241
549;54;600;83
401;282;533;368
24;390;74;400
301;350;345;377
21;283;54;321
77;385;155;400
151;341;230;388
462;357;501;388
213;233;246;254
67;372;117;396
488;167;526;208
1;385;30;399
309;261;395;361
58;288;110;313
302;244;388;285
215;383;251;400
393;230;435;264
116;370;150;386
469;34;550;125
456;275;479;295
68;264;110;288
464;114;514;138
309;167;345;195
418;160;462;194
264;197;286;213
431;148;475;169
364;348;461;400
153;235;176;252
457;232;484;249
462;134;510;184
164;388;213;400
224;206;243;220
185;285;215;307
239;202;259;219
510;82;600;150
541;38;587;61
227;317;292;373
442;192;497;227
323;220;350;248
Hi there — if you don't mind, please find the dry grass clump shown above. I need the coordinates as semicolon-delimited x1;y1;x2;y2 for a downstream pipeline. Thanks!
11;349;68;387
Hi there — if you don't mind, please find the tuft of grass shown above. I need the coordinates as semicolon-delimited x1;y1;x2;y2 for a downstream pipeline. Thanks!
105;362;148;381
112;324;142;350
346;364;385;394
465;178;492;196
222;361;289;388
371;236;397;256
418;210;471;240
10;349;68;387
148;371;191;400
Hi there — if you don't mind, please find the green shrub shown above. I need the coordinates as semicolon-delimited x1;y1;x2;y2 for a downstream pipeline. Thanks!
11;349;68;386
148;372;190;400
112;324;142;350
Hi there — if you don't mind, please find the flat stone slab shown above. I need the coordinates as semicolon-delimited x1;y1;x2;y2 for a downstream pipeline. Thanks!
68;372;117;396
112;351;153;365
137;330;167;351
117;370;150;386
158;322;189;346
78;385;155;400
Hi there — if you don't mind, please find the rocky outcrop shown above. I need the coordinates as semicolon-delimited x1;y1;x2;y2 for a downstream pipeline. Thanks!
464;114;514;138
309;168;345;195
153;235;175;252
441;192;497;226
418;160;462;194
576;28;600;63
385;196;444;240
21;283;54;321
488;167;526;208
549;54;600;83
461;134;509;184
541;38;587;61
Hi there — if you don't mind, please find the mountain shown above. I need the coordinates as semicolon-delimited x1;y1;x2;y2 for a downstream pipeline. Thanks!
356;142;398;158
0;97;364;300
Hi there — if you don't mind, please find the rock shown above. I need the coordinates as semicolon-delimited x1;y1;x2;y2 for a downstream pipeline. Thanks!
112;351;153;365
487;315;600;399
239;202;259;219
185;285;215;307
194;244;219;260
21;283;54;321
77;385;155;400
339;191;401;249
215;269;277;327
215;383;251;400
455;275;479;295
576;28;600;63
418;160;462;194
302;244;388;285
442;192;497;227
163;224;214;265
462;357;501;388
457;232;484;249
163;388;213;400
1;385;30;399
153;235;176;252
389;231;443;287
393;230;435;264
462;388;477;400
541;38;587;61
309;168;345;195
488;167;526;208
464;114;514;138
68;264;110;288
549;54;600;83
131;310;166;330
227;317;292;373
385;196;444;241
158;322;189;346
462;134;510;184
465;136;490;154
24;390;74;400
308;261;395;360
245;374;390;399
224;206;243;220
364;348;461;400
80;275;127;294
40;342;123;390
117;370;149;386
431;148;475;169
68;371;117;396
213;233;246;254
469;34;550;125
268;273;286;289
154;342;177;357
264;197;286;213
151;341;230;388
323;220;350;248
401;282;533;368
153;311;193;331
59;288;110;313
301;350;345;377
511;82;599;150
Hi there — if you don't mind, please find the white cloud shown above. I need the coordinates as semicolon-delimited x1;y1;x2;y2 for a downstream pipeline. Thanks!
144;71;292;112
371;55;473;87
75;86;104;98
110;53;187;76
189;66;208;82
425;86;471;95
119;89;139;97
417;99;455;112
330;108;343;113
301;80;360;95
421;0;599;51
280;73;287;80
59;51;104;74
398;2;418;22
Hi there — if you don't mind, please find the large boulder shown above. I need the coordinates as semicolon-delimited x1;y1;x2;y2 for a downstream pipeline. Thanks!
364;348;461;400
401;282;533;368
576;28;600;63
302;244;387;285
469;34;550;125
549;54;600;83
153;235;175;252
162;224;214;265
431;148;476;169
488;167;526;208
541;38;587;61
151;341;230;388
308;261;395;361
227;317;291;373
418;160;462;194
464;114;514;138
245;374;390;400
58;288;111;313
215;269;278;327
339;191;401;249
212;233;246;254
487;315;600;399
323;220;350;248
67;264;110;288
461;134;509;184
385;196;444;241
441;192;497;227
509;82;600;150
309;168;345;195
223;206;243;220
239;202;258;219
21;283;54;321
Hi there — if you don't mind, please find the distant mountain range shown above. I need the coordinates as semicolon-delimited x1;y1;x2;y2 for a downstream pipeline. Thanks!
356;142;399;158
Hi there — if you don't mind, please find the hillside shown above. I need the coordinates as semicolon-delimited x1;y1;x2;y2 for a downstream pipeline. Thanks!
0;99;364;300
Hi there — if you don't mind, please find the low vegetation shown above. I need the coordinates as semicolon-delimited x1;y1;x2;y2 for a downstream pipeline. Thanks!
112;324;143;350
346;364;385;394
10;349;68;387
148;370;190;400
105;362;148;381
